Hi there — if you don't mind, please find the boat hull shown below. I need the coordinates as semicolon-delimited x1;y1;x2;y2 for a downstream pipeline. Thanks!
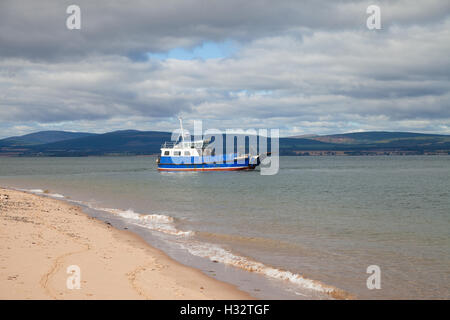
157;154;258;172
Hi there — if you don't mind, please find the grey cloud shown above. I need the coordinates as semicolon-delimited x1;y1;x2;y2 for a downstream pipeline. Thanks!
1;0;449;61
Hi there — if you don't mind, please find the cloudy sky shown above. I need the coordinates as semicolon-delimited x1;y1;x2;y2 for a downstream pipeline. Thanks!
0;0;449;138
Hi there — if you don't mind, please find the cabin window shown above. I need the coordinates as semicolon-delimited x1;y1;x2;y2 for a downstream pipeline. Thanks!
184;151;190;156
174;151;181;156
164;151;170;156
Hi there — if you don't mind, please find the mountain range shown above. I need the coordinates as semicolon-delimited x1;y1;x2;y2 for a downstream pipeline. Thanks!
0;130;449;156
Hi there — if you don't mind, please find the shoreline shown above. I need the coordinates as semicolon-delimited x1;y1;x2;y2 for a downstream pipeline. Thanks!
0;187;253;300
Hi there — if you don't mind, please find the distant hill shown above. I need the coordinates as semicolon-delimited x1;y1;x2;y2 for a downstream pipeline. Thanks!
24;130;172;156
286;131;450;155
0;130;449;156
306;131;448;144
0;131;96;146
277;137;337;154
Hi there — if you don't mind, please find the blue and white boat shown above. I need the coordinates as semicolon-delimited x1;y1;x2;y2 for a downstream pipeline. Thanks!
157;119;264;171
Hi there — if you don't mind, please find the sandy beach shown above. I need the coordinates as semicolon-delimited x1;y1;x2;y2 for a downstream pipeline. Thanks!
0;187;252;300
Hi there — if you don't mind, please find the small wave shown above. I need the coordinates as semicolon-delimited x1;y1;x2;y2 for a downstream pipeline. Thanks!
16;188;64;199
182;241;351;299
29;189;45;193
91;206;193;237
15;188;45;194
48;193;64;198
25;188;64;198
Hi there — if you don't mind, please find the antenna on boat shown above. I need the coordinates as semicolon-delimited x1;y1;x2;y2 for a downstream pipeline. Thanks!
178;117;185;143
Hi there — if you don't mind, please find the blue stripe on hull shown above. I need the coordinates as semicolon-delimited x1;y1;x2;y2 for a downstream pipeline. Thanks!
158;154;247;164
157;154;258;171
158;163;256;169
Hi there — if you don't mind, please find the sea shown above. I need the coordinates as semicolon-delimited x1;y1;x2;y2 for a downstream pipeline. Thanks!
1;155;449;299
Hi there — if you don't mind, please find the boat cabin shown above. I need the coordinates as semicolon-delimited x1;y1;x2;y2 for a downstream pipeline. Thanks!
160;139;215;158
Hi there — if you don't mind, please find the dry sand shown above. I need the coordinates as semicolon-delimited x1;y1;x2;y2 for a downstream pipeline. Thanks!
0;187;252;300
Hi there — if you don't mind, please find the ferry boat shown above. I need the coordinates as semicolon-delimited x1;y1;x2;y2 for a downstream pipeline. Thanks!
157;119;264;171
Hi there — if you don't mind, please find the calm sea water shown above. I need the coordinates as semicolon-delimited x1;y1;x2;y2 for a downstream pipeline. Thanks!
1;156;449;299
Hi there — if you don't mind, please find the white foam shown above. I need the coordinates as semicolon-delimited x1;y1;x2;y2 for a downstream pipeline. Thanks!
91;206;193;237
29;189;44;193
15;188;44;194
48;193;64;198
16;188;64;199
182;241;336;295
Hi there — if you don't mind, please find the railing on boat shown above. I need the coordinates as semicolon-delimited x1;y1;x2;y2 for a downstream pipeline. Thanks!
161;141;177;148
161;140;208;149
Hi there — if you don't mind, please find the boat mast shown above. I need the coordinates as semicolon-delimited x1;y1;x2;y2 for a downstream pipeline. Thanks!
178;117;185;144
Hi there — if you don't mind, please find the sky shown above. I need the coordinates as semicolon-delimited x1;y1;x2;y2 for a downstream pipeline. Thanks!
0;0;449;138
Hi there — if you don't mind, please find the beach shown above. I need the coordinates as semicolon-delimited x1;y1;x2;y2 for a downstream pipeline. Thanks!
0;187;252;300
